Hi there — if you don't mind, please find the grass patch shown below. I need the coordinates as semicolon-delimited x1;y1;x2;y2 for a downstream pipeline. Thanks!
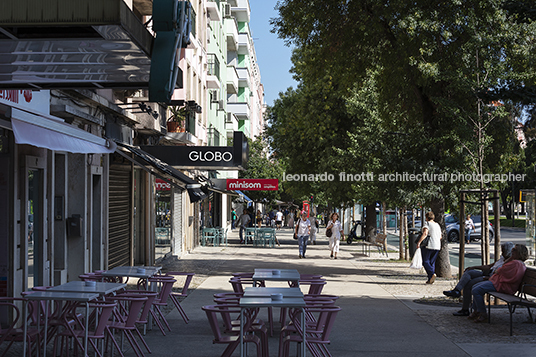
489;215;525;229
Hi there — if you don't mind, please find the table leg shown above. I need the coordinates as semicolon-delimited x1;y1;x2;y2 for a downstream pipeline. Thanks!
22;301;28;357
301;307;306;357
84;301;89;357
43;301;49;357
240;308;244;357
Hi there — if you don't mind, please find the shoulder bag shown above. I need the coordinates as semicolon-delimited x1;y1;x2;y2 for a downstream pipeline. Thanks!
326;222;333;238
293;221;299;240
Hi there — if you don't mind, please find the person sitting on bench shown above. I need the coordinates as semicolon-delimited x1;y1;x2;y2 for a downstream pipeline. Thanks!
469;243;529;323
444;241;514;316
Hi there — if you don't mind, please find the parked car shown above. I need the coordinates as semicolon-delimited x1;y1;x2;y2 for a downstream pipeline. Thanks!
445;214;494;243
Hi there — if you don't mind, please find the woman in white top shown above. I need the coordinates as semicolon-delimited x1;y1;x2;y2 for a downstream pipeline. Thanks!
326;212;344;259
416;211;442;284
294;210;311;259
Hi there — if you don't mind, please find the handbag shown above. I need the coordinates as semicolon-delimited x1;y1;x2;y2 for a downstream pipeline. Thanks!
416;236;430;248
293;222;299;240
326;227;332;238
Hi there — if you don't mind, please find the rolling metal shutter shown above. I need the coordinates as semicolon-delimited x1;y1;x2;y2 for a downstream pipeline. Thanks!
108;164;131;268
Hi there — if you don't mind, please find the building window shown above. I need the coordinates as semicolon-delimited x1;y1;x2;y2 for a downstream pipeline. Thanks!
207;53;220;79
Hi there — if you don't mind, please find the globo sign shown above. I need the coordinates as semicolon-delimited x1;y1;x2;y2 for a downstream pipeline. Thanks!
188;150;233;162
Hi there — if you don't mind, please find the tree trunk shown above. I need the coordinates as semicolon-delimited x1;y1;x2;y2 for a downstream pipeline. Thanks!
430;197;452;278
365;204;376;241
500;189;512;220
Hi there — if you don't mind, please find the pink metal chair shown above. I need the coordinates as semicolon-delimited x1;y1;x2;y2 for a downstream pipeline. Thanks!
164;271;195;323
147;276;176;333
280;306;341;357
106;295;148;357
116;290;165;338
202;305;264;357
52;302;121;357
0;297;41;357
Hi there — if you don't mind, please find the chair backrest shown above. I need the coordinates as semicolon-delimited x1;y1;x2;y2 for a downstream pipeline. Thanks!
202;305;226;342
110;296;148;327
0;299;20;345
315;306;341;342
117;291;157;323
150;277;176;304
90;302;117;336
166;272;195;296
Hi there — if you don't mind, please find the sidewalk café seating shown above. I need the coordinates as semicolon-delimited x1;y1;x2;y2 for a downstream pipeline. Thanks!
106;295;149;357
165;272;195;324
202;304;265;357
0;297;41;357
148;276;177;333
116;290;164;336
202;227;218;246
279;306;341;357
245;228;257;245
52;302;119;357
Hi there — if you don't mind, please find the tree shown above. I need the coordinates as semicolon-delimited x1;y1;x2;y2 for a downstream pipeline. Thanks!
238;136;285;203
271;0;536;276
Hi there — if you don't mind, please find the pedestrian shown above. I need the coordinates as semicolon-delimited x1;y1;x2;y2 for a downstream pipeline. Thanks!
294;210;311;259
231;209;237;230
464;214;475;244
256;209;263;228
326;212;344;259
309;215;317;245
289;210;295;229
416;211;442;284
238;209;251;244
469;244;529;322
444;241;514;316
275;209;283;230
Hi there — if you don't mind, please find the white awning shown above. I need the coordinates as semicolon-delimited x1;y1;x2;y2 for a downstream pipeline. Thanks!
11;108;116;154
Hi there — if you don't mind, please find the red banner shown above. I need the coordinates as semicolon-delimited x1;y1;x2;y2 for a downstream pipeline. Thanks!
226;179;279;191
155;178;171;191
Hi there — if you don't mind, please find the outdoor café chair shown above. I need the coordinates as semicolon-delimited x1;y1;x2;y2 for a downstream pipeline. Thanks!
165;271;195;323
280;306;341;357
106;295;148;357
0;297;41;357
52;302;119;357
202;305;265;357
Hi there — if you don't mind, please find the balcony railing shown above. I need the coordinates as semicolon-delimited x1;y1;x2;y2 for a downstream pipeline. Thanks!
207;53;220;79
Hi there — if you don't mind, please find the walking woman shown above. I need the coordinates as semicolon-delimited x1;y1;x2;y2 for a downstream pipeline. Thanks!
326;212;344;259
416;211;442;284
295;210;311;259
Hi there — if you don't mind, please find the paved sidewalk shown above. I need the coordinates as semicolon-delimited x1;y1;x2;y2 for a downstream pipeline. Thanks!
128;228;536;357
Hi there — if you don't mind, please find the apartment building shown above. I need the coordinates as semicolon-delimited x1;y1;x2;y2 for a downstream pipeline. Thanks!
0;0;263;299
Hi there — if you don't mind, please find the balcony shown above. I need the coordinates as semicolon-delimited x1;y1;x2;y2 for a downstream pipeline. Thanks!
227;66;239;94
225;18;239;51
232;0;250;22
0;0;154;90
237;33;251;55
236;67;250;89
206;54;221;89
206;0;222;22
227;102;250;120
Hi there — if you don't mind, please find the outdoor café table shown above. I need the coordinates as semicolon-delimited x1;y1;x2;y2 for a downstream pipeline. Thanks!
243;286;304;298
48;281;126;296
239;296;306;357
101;266;162;328
22;291;100;357
252;268;301;287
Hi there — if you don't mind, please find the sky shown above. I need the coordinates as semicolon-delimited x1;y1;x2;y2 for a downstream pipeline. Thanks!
248;1;298;106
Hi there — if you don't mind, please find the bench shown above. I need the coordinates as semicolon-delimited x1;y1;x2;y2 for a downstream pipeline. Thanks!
486;266;536;336
357;234;387;257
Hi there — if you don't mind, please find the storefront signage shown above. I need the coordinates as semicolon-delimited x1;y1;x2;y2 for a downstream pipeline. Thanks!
140;131;248;170
226;179;279;191
156;178;171;191
189;150;233;162
0;90;50;114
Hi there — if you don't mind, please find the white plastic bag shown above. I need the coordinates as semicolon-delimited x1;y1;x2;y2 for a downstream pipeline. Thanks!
409;248;423;269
